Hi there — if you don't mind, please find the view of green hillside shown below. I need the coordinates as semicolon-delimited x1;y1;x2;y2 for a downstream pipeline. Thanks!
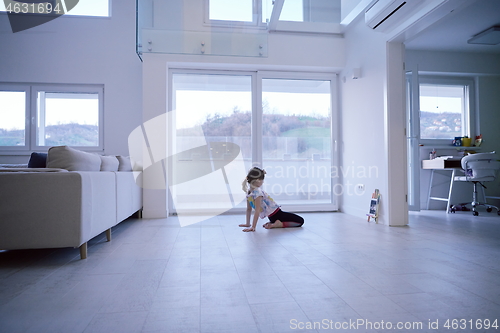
420;111;462;139
0;128;24;146
177;110;331;158
0;124;98;146
178;111;330;137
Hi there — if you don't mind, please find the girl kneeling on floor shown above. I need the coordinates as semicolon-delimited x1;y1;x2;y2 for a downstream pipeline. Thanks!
239;167;304;232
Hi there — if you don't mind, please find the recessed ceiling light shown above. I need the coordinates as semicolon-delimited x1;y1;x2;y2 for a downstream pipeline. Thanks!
468;26;500;45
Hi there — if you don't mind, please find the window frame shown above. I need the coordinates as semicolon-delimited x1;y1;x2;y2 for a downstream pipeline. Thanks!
0;84;30;152
0;83;104;154
418;76;476;147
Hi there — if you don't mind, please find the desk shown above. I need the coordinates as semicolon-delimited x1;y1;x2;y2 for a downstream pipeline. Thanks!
422;158;490;212
422;159;461;169
422;159;463;212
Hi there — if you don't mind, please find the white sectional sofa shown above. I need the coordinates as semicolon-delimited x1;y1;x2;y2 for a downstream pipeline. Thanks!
0;146;142;259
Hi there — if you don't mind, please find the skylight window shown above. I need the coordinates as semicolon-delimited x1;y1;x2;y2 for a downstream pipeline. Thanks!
206;0;339;28
261;0;303;23
208;0;253;22
280;0;304;21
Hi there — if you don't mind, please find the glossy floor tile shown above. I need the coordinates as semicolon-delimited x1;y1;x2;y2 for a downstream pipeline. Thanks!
1;210;500;332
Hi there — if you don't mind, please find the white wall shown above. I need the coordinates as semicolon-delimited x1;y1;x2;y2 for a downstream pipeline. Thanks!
140;0;346;218
406;50;500;75
339;14;407;225
340;17;387;219
406;50;500;207
0;1;142;164
478;75;500;202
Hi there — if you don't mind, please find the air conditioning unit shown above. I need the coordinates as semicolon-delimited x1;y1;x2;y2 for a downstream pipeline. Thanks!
365;0;445;32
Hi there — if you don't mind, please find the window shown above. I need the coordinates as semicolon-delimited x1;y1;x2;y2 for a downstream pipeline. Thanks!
207;0;307;25
280;0;304;21
169;70;338;214
261;0;303;23
208;0;253;22
36;90;101;147
262;0;341;24
419;77;474;141
0;0;110;17
0;83;104;152
206;0;264;26
206;0;340;28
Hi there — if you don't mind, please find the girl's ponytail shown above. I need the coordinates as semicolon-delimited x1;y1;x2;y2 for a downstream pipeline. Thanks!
242;178;249;193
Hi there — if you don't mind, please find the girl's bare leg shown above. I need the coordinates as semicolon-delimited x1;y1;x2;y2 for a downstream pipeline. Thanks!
239;223;250;227
264;220;283;229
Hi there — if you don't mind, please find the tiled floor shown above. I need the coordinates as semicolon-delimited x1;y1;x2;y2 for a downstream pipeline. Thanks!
1;210;500;333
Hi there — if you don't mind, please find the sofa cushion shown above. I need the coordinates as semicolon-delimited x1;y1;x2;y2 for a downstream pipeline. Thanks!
0;168;67;172
0;163;28;168
116;156;133;171
46;146;101;171
100;155;119;171
28;152;48;168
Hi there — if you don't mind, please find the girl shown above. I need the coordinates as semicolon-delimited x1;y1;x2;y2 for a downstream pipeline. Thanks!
239;167;304;232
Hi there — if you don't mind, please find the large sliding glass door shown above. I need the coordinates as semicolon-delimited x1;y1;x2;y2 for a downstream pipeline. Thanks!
169;70;338;215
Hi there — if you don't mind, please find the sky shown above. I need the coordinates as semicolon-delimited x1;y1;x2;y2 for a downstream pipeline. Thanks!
44;98;98;126
175;90;331;129
419;85;463;114
420;96;462;114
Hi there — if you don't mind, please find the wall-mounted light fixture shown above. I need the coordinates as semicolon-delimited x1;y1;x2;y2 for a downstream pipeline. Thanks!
352;68;361;79
468;26;500;45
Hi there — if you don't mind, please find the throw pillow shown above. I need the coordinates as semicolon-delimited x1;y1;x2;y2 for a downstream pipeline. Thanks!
46;146;101;171
100;155;119;171
116;155;133;171
28;152;48;168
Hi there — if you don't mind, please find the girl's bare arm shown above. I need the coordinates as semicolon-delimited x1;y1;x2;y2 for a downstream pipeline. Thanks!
243;197;262;232
239;200;252;227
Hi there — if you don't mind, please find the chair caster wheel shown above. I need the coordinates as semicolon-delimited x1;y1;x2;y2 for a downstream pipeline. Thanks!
473;211;479;216
487;207;492;213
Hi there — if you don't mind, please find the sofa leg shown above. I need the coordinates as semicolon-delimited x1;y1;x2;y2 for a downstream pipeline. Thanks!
79;243;88;259
106;228;111;242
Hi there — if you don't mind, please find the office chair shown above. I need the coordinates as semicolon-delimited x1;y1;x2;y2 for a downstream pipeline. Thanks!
450;152;500;216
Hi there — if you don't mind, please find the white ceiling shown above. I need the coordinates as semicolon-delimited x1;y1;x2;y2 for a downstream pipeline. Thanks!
404;0;500;54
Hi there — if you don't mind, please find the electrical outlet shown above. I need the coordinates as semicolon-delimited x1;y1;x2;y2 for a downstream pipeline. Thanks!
356;184;365;191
